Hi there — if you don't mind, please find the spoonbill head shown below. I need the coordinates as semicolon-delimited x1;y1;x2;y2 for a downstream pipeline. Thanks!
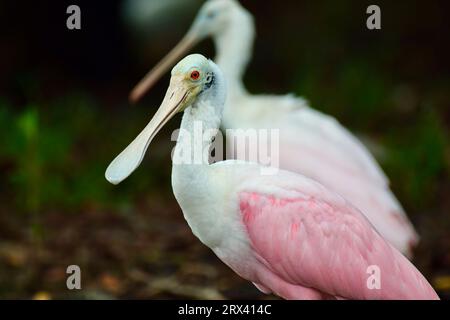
129;0;249;103
189;0;239;38
106;53;224;184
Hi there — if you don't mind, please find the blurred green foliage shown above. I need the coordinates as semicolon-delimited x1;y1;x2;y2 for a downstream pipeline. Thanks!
385;108;448;209
1;96;134;218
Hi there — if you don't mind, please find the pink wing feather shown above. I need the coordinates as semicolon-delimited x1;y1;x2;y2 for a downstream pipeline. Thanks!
239;190;438;300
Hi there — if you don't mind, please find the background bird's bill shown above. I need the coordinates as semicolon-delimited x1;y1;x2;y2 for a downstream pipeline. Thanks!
129;32;199;103
106;75;192;185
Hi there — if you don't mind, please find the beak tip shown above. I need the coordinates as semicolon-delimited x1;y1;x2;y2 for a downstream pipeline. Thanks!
106;178;121;185
105;169;122;185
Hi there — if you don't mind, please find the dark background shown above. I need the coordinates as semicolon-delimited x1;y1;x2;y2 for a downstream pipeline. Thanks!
0;0;449;299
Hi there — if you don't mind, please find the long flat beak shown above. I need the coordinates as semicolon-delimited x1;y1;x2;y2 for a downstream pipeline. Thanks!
129;32;198;104
106;76;190;184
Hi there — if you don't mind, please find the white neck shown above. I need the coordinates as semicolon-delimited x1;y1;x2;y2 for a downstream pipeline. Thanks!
171;100;222;197
171;65;226;246
214;6;254;98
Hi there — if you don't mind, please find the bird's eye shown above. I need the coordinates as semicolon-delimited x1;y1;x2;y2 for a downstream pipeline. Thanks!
190;70;200;80
207;11;216;19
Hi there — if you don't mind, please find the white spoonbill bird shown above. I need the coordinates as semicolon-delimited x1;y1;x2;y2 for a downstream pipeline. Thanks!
128;0;418;257
106;54;438;299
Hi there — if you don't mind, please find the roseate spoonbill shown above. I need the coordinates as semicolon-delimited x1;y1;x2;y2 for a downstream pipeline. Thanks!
128;0;418;257
106;54;438;299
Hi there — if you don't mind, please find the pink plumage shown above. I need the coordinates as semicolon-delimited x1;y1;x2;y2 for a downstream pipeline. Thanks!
239;191;438;300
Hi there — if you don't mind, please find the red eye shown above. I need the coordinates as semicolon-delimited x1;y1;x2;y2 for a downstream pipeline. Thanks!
190;70;200;80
